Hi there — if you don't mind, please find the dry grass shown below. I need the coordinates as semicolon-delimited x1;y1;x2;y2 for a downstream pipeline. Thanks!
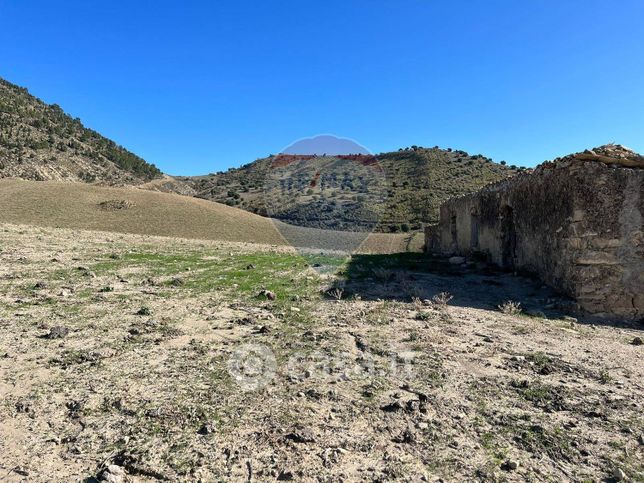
0;179;410;253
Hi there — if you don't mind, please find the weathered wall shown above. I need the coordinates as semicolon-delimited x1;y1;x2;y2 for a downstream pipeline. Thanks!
427;154;644;319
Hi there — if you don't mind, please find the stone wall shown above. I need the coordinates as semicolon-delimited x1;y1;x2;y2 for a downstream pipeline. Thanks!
426;145;644;319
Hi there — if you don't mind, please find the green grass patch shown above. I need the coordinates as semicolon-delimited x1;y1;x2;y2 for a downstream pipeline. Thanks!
87;250;346;301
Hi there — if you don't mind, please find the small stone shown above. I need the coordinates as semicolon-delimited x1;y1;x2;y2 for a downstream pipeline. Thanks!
277;470;294;481
380;400;404;412
100;464;125;483
631;337;642;346
45;326;69;339
198;421;216;435
502;459;519;471
290;307;300;312
285;427;315;443
612;468;626;481
448;256;466;265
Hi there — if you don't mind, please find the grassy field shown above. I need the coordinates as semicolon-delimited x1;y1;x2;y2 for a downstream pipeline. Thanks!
0;179;415;253
0;223;642;482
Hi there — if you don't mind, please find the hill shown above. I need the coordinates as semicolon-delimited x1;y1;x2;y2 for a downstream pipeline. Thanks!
178;147;523;232
0;77;161;184
0;76;522;235
0;179;413;253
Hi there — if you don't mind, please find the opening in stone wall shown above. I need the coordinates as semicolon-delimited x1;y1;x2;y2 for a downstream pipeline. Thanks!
501;205;516;268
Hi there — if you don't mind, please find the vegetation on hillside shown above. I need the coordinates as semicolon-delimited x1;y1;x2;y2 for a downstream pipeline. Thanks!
180;146;525;232
0;77;161;183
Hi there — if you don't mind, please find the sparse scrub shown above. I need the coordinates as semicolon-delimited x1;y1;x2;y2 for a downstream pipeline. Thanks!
498;300;522;315
432;291;453;306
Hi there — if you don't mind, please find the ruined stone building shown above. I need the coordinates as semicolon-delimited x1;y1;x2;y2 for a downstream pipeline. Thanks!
426;145;644;319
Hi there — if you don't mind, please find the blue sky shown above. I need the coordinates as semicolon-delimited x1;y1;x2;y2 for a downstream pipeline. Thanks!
1;0;643;175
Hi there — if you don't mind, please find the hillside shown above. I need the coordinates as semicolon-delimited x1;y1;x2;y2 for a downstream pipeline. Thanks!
0;77;161;184
179;147;523;232
0;179;413;253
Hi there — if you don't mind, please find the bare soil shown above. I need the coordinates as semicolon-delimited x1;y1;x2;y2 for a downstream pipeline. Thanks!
0;224;642;482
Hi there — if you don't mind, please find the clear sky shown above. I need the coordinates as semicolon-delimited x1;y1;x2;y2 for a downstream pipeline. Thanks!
1;0;643;175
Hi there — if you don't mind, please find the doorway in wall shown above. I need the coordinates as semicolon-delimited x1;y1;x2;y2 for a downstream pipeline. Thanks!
501;205;516;268
470;213;480;250
450;214;457;252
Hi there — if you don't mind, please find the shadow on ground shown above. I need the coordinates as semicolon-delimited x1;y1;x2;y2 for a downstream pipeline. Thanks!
326;252;641;328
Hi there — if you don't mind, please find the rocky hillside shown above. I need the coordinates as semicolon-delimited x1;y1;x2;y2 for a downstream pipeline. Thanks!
0;77;161;184
179;147;524;232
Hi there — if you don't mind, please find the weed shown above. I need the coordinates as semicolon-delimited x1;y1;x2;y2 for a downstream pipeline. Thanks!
498;300;522;315
416;311;432;321
432;292;453;306
599;370;612;384
136;306;152;316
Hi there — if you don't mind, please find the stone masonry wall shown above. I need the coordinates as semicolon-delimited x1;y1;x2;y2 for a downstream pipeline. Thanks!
426;146;644;319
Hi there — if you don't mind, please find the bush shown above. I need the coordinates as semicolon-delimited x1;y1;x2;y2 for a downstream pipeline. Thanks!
498;300;522;315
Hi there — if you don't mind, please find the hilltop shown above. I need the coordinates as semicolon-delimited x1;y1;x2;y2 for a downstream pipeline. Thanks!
0;77;161;184
179;147;522;232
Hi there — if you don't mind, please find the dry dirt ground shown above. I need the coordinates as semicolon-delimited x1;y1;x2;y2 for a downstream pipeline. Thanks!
0;223;642;482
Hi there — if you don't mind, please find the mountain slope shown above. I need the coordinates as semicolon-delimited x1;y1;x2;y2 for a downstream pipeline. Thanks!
179;147;523;232
0;77;161;184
